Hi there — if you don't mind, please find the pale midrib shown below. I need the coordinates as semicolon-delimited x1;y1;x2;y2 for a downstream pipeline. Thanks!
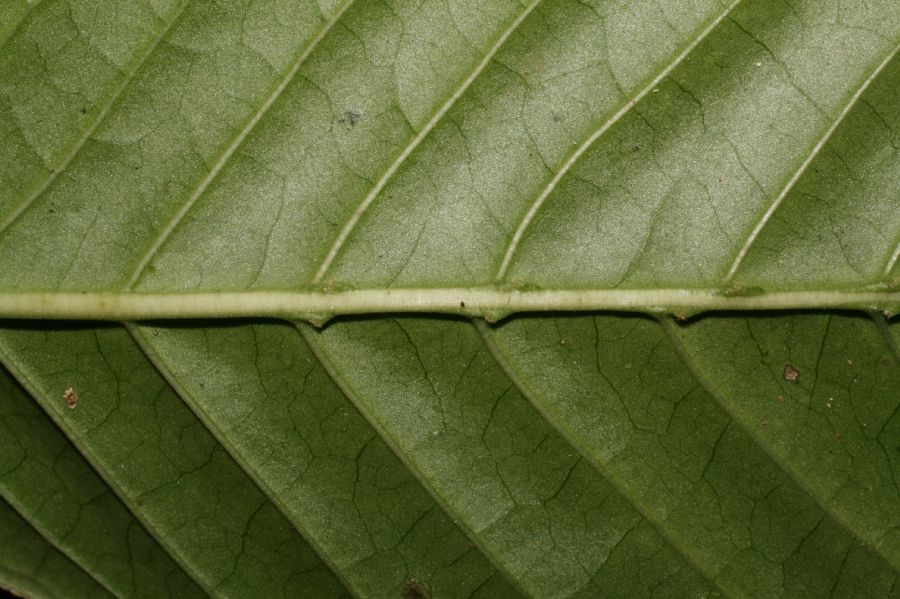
0;0;191;234
724;43;900;282
295;323;532;598
0;287;896;320
311;0;544;283
494;0;744;281
475;321;734;597
660;317;900;575
0;343;215;597
0;495;118;598
126;0;355;289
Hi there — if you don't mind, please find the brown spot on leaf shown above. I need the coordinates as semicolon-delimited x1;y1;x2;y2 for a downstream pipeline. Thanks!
833;433;841;445
401;579;429;599
459;301;465;308
762;419;768;428
775;394;785;403
881;354;894;366
63;387;77;410
783;364;799;382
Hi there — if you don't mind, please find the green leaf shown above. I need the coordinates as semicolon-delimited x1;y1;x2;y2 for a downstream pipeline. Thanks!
0;362;204;598
0;0;899;597
0;497;112;599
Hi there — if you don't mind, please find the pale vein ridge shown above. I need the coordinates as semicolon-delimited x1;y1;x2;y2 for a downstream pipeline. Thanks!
885;241;900;277
124;324;356;597
474;321;728;596
0;494;118;597
0;0;191;234
494;0;743;281
724;43;900;282
0;288;896;320
295;323;530;596
126;0;355;289
0;0;43;50
0;345;214;596
660;317;900;574
311;0;543;283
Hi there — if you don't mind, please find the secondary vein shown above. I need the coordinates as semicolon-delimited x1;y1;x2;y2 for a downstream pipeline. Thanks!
311;0;544;283
0;0;192;234
126;0;355;289
724;43;900;282
495;0;743;281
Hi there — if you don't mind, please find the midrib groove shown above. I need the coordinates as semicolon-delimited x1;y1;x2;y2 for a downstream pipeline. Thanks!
494;0;744;281
724;43;900;281
659;317;900;575
294;323;532;598
0;342;215;596
474;320;733;598
126;0;355;289
125;323;359;598
0;0;192;235
311;0;544;283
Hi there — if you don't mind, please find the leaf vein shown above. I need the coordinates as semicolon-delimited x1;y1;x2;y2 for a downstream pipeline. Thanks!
724;43;900;282
495;0;743;281
126;0;355;289
659;316;900;575
311;0;544;283
0;0;192;235
474;319;732;596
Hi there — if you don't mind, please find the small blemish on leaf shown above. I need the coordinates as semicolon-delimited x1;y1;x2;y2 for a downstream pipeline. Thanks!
761;419;768;428
341;109;362;126
775;394;784;403
401;579;429;599
459;301;465;307
881;354;894;366
551;113;562;123
63;386;77;410
833;433;841;445
723;285;765;297
783;364;799;382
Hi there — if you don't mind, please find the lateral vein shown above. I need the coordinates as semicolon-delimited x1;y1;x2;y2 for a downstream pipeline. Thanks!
312;0;544;283
0;0;192;234
126;0;355;288
724;43;899;282
495;0;743;281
